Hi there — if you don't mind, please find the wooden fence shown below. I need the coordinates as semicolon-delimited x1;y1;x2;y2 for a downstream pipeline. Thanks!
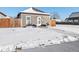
49;20;56;27
0;18;21;28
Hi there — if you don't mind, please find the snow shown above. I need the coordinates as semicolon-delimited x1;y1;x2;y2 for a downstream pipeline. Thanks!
55;25;79;34
55;19;62;22
21;7;49;15
0;25;79;52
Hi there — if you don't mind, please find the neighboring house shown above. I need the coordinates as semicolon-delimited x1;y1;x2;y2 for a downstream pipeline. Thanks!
0;12;7;18
65;12;79;24
17;7;50;27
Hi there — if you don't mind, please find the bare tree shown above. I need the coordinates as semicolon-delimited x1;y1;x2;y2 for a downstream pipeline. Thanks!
51;12;60;19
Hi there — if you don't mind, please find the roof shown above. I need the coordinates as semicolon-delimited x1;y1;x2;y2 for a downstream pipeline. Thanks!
0;12;11;18
0;12;7;16
69;12;79;18
21;7;50;15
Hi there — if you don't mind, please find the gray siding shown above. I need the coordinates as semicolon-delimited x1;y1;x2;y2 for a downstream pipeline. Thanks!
21;13;50;26
21;15;26;26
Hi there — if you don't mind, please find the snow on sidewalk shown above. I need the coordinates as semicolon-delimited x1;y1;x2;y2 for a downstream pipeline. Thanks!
0;26;78;52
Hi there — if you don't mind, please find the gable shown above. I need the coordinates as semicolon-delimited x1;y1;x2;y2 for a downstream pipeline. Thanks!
21;7;50;15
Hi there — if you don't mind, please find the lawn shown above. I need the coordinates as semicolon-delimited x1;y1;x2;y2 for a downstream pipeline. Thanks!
0;25;78;52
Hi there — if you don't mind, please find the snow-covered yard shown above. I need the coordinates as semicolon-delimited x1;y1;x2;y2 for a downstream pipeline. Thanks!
55;25;79;34
0;25;79;52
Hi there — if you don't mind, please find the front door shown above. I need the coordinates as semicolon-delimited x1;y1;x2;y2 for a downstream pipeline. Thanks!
37;17;41;26
26;16;31;25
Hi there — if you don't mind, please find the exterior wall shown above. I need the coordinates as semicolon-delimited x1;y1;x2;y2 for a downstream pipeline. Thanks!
20;13;50;27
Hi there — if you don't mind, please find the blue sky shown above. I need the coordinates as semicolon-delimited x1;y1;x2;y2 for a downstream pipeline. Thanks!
0;7;79;20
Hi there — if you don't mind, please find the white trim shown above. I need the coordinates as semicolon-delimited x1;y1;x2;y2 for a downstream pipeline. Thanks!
37;16;41;26
21;15;23;27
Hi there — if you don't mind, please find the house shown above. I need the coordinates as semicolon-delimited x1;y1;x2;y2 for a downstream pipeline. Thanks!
17;7;50;27
65;12;79;25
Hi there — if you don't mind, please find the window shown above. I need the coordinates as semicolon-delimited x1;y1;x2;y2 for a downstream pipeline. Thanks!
74;19;78;22
27;17;30;20
26;16;31;24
